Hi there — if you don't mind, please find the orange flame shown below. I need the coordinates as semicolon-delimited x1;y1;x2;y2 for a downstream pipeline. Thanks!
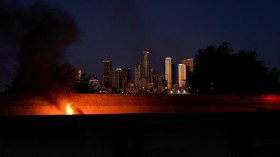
66;103;74;115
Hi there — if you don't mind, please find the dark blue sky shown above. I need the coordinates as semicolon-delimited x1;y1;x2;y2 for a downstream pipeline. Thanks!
20;0;280;78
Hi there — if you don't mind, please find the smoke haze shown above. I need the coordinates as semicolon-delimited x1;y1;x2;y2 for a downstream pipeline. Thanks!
0;1;79;105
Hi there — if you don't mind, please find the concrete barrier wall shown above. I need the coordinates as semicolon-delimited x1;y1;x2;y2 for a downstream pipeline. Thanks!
66;94;280;114
2;94;280;115
67;94;280;106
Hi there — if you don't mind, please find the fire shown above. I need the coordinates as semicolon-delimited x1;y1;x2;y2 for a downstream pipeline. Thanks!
65;103;74;115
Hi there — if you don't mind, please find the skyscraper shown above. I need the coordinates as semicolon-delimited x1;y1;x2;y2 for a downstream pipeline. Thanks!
134;62;142;86
164;57;172;89
178;64;186;88
142;51;150;79
134;51;151;90
122;68;131;82
181;58;194;73
149;68;155;83
181;58;194;87
172;63;175;86
103;59;111;87
110;68;121;90
111;68;130;92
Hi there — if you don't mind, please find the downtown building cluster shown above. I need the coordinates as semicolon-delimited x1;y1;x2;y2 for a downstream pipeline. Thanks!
102;51;194;94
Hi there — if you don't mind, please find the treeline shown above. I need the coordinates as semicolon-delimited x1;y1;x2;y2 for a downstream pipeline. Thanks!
190;42;280;94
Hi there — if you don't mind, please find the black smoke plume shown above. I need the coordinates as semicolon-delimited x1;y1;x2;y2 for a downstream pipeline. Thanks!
0;1;79;105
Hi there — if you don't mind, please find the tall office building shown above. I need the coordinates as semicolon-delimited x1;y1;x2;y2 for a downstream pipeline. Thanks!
122;68;131;82
134;51;151;90
134;62;142;86
181;58;194;73
110;68;121;90
178;64;186;88
181;58;194;87
172;63;175;86
142;51;150;79
103;59;111;87
164;57;172;89
149;68;155;83
111;68;130;91
155;74;165;92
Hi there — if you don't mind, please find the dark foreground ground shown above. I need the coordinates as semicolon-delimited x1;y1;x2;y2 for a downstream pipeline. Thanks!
0;113;280;157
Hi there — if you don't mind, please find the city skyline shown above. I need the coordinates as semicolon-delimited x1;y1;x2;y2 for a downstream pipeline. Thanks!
101;51;192;79
74;42;279;93
93;51;194;80
100;51;193;92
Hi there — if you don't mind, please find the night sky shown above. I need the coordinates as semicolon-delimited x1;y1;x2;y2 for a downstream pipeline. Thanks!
17;0;280;78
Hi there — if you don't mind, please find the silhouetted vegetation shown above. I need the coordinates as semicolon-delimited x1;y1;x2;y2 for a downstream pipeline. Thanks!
191;42;280;94
74;75;104;93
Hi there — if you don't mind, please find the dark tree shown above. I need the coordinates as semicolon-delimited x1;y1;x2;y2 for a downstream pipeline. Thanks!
191;42;233;93
191;42;280;94
231;50;268;93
